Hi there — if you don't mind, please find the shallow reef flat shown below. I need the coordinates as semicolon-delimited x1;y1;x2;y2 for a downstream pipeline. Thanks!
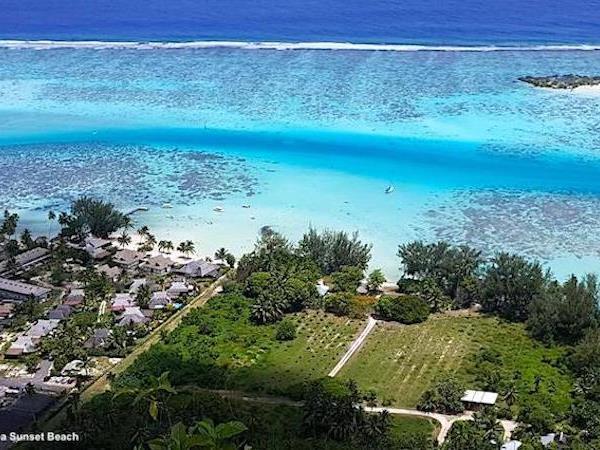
425;190;600;262
0;142;261;211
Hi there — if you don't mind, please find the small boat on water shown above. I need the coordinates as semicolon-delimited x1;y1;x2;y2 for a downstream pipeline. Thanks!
162;203;173;209
213;206;224;212
385;185;395;194
242;204;251;209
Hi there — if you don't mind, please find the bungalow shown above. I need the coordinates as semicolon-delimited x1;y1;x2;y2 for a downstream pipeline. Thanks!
97;264;122;282
113;249;146;269
175;259;220;278
501;441;522;450
48;304;73;321
166;281;193;298
85;236;112;259
129;278;147;295
0;247;50;274
26;319;61;341
63;288;85;307
149;291;170;310
461;390;498;411
110;293;136;312
0;277;51;302
117;307;149;327
143;255;175;274
83;328;111;349
5;335;36;357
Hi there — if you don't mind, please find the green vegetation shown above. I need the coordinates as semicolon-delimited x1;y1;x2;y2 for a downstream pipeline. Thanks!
442;407;504;450
297;227;372;274
340;315;572;413
58;196;128;238
375;295;430;324
116;296;363;396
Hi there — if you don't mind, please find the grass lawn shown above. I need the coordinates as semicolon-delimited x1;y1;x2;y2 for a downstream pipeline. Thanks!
339;313;573;412
230;309;364;394
390;414;438;442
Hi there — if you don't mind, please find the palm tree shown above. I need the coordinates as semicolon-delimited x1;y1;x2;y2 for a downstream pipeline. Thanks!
158;240;168;253
177;240;196;258
473;407;504;442
251;296;285;324
121;215;134;231
164;240;174;253
20;228;34;249
117;231;131;248
137;225;150;238
144;233;157;249
215;247;228;261
47;210;56;237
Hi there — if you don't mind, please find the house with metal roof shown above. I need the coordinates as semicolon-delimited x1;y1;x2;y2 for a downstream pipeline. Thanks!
0;277;51;302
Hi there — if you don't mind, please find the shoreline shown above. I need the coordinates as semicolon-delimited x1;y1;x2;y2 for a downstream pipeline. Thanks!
1;39;600;52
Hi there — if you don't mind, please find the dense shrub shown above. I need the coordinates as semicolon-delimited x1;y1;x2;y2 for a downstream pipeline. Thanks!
297;227;372;274
331;266;363;293
275;319;297;341
375;295;430;324
323;293;353;316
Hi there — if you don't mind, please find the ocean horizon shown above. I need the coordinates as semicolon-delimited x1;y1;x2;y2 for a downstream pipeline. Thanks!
2;1;600;279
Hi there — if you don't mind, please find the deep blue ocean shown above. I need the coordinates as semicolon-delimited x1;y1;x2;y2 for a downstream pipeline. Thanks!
1;0;600;44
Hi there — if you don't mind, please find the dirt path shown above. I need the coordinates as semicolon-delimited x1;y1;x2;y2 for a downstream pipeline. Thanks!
328;316;377;377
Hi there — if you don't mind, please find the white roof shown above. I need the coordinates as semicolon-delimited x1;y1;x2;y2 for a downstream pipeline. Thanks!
167;281;190;292
85;236;111;249
316;281;330;296
9;335;36;352
461;390;498;405
26;319;61;338
112;293;135;307
501;441;522;450
129;278;147;293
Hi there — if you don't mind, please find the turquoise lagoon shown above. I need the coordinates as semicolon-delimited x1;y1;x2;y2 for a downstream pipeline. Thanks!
1;47;600;278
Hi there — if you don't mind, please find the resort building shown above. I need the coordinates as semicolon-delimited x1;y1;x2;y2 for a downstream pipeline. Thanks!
128;278;147;295
5;335;36;357
501;441;522;450
63;288;85;307
83;328;111;349
26;319;61;341
113;249;146;269
0;247;50;274
461;390;498;410
97;264;122;281
149;291;171;309
85;236;112;259
143;255;175;274
48;304;73;321
0;277;51;302
175;259;220;278
117;307;149;327
166;281;193;298
110;293;136;312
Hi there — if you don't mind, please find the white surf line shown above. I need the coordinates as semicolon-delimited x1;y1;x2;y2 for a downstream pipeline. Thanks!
328;316;377;377
1;39;600;52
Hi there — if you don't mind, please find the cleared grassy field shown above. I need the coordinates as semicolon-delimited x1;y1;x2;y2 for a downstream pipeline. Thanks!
236;309;364;394
339;313;572;410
